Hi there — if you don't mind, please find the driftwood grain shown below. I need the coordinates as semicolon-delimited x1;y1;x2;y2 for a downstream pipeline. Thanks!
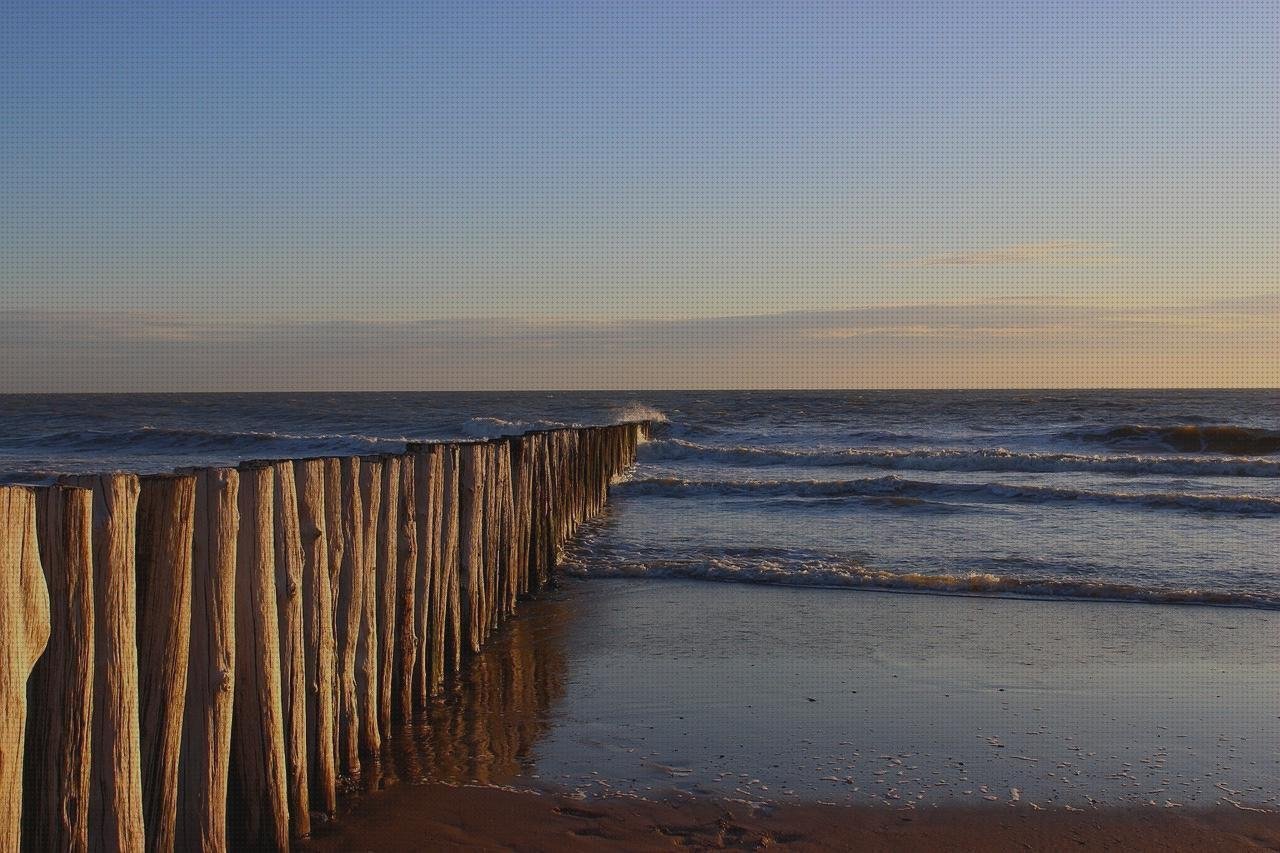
2;487;52;849
335;457;363;776
25;486;93;853
136;474;195;853
62;473;146;853
270;460;311;839
230;464;288;851
176;468;237;853
295;459;336;815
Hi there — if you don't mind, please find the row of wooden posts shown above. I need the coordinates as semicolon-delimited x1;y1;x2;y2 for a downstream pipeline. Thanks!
0;422;650;852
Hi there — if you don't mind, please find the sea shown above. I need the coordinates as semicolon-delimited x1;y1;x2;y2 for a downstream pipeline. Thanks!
5;390;1278;808
3;389;1276;611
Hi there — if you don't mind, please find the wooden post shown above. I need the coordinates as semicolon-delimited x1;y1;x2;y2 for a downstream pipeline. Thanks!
61;473;146;853
322;458;344;779
295;459;336;816
376;457;400;738
335;457;363;776
136;473;196;853
176;468;237;853
408;445;431;708
356;458;383;758
409;444;445;704
1;487;51;849
509;437;533;601
495;444;517;618
457;444;485;655
25;486;93;853
269;461;311;840
478;445;496;644
393;454;417;721
231;463;288;851
439;445;462;680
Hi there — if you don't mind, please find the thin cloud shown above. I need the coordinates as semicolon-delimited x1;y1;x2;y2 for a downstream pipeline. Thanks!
890;241;1118;269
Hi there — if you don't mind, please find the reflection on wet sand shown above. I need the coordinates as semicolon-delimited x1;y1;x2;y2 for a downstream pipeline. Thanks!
346;591;573;800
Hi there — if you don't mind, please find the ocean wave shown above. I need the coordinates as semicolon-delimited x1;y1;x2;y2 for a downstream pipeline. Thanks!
641;439;1280;477
563;550;1280;610
6;425;410;455
1072;424;1280;455
618;475;1280;515
610;403;669;425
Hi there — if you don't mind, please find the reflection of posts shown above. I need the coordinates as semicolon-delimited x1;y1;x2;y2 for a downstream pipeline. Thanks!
403;596;571;788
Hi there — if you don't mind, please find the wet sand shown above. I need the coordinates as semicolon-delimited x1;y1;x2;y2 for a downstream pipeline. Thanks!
302;578;1279;849
304;784;1280;851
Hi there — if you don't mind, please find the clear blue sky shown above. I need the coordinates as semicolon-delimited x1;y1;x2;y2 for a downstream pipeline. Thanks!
2;1;1276;389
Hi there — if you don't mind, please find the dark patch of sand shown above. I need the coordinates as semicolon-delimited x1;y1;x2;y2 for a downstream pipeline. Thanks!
301;783;1280;852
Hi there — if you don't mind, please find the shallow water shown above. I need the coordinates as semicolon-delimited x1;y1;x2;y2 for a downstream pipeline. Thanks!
379;579;1279;809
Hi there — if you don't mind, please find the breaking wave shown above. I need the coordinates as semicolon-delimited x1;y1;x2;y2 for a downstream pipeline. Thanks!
1073;424;1280;455
563;547;1280;610
641;439;1280;477
618;475;1280;515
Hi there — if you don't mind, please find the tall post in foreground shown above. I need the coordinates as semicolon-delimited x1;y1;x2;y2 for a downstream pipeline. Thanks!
295;459;337;816
177;468;238;853
322;459;345;778
136;474;196;853
231;463;289;851
376;456;400;739
394;454;418;721
335;457;364;776
269;460;311;840
25;486;93;853
2;487;51;849
62;473;146;853
356;458;383;758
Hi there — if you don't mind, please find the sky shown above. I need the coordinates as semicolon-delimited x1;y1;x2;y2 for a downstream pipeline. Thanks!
2;1;1276;390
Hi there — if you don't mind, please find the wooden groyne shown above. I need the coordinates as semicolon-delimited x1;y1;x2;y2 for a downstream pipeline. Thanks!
0;421;650;851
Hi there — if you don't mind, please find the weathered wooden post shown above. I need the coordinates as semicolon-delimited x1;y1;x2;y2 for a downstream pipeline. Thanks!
2;486;51;849
393;453;417;721
269;460;311;840
375;456;399;739
335;457;363;776
231;463;288;851
356;457;383;758
407;444;431;708
295;458;336;816
439;445;462;680
409;444;446;704
496;444;518;618
136;473;196;853
322;458;345;778
176;468;237;853
457;444;486;655
25;486;93;853
61;473;146;853
479;444;498;643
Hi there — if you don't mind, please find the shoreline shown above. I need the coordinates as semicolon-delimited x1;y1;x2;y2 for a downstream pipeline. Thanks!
293;576;1277;849
302;782;1280;851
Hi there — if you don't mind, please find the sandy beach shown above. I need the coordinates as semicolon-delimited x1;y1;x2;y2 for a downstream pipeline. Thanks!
303;783;1280;851
299;578;1279;850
